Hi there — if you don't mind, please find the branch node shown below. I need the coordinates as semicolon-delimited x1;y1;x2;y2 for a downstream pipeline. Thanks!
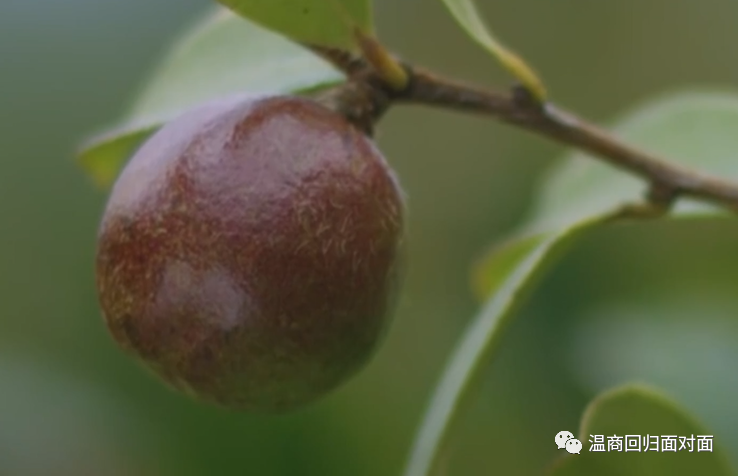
313;77;391;136
511;83;544;112
647;181;679;210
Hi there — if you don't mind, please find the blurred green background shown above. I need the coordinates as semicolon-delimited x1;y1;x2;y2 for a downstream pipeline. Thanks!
3;0;738;475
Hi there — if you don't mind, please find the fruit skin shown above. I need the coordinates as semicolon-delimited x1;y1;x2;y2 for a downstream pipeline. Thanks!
96;94;405;412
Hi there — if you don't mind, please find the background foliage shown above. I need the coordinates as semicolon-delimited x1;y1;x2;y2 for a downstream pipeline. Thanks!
2;0;738;475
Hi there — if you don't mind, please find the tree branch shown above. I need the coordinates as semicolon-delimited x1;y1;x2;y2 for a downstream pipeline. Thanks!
307;46;738;213
397;67;738;212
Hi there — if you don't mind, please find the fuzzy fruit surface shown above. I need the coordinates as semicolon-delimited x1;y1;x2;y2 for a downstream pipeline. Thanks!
96;94;405;412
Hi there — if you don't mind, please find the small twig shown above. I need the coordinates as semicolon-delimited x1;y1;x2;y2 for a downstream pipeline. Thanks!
305;46;738;215
397;67;738;213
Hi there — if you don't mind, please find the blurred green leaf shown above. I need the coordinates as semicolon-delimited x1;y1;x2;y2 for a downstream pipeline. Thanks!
476;90;738;298
403;216;609;476
550;384;734;476
216;0;372;50
437;0;546;100
408;90;738;475
569;296;738;457
470;232;545;302
524;91;738;235
78;7;343;188
78;125;158;188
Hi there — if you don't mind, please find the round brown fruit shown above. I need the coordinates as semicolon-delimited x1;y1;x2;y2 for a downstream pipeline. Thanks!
95;94;405;412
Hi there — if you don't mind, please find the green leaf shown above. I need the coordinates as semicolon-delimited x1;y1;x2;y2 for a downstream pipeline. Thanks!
406;90;738;476
216;0;372;50
78;7;343;188
402;215;611;476
477;90;738;298
437;0;546;100
470;232;546;302
524;91;738;235
78;126;158;189
570;297;738;457
550;384;734;476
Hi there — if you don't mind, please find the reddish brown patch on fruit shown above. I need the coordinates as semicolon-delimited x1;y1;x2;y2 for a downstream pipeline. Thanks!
96;95;405;412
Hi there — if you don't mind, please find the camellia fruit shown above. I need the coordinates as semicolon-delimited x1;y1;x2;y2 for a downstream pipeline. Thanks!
95;94;405;412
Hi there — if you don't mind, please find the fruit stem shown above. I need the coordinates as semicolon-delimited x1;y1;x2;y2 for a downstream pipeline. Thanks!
313;76;392;136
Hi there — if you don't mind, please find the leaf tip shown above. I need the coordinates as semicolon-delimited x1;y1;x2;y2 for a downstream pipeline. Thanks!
74;125;157;191
76;144;117;190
